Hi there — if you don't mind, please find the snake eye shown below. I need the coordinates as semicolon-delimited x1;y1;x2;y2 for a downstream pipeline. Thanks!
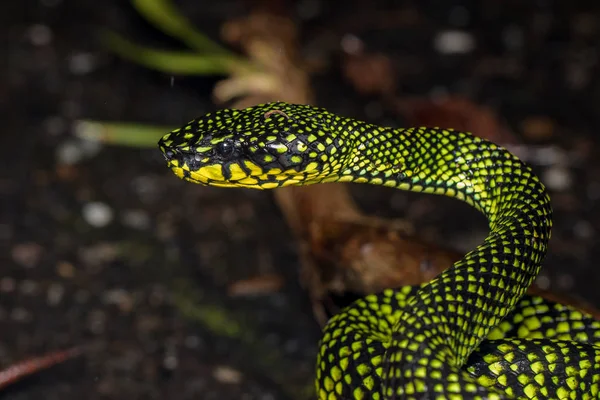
215;139;235;158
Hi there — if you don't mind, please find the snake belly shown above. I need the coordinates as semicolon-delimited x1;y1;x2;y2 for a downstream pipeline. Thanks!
158;102;600;399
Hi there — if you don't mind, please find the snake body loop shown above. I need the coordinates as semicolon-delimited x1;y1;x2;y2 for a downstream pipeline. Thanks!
158;102;600;399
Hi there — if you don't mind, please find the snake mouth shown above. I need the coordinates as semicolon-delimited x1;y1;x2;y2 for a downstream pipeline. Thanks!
164;157;327;190
160;140;329;189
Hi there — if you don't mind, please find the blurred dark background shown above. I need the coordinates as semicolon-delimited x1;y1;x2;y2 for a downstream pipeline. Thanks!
2;1;600;399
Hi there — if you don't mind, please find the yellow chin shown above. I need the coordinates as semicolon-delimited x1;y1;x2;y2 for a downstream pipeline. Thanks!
167;160;329;190
166;162;266;189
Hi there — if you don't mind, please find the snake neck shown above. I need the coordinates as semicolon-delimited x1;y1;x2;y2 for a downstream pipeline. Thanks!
337;123;553;366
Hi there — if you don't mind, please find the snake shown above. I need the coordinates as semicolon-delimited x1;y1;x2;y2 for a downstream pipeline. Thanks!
158;102;600;399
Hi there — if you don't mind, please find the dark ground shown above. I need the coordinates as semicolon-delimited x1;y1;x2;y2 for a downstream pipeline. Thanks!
2;1;600;399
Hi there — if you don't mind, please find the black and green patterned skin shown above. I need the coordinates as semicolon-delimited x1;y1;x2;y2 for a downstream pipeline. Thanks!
319;286;600;399
158;102;600;399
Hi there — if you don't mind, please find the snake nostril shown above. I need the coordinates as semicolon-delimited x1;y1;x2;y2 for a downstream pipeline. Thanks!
164;149;176;160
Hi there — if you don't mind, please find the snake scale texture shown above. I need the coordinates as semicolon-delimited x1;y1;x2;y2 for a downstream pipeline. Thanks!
158;102;600;399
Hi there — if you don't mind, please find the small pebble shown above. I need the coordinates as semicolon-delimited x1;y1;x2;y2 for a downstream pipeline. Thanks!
28;24;52;46
340;34;364;55
19;279;38;295
68;52;96;75
102;288;134;313
542;166;572;191
87;309;107;334
56;138;102;165
47;282;65;306
534;274;551;290
122;210;151;230
212;366;243;384
533;145;568;166
83;201;114;227
163;354;179;370
56;260;76;278
573;220;594;239
56;140;85;165
11;307;32;323
433;30;475;54
0;277;16;293
11;242;44;268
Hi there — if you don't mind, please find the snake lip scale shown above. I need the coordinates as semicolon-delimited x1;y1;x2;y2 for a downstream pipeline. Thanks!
158;102;600;399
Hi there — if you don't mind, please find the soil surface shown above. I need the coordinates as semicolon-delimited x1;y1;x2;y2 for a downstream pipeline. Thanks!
3;1;600;399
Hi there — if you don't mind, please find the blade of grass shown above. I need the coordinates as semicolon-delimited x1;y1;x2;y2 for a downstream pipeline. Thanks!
131;0;231;54
74;120;171;148
102;31;246;75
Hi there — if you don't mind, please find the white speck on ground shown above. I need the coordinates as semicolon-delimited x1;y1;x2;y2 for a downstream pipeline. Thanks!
434;30;475;54
83;201;114;227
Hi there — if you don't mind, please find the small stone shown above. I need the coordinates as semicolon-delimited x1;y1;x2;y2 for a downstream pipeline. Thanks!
88;309;107;334
83;202;114;227
542;166;572;191
68;52;96;75
163;354;178;370
20;280;38;295
533;146;568;166
56;140;85;165
433;30;475;54
47;283;65;306
0;278;16;293
28;24;52;46
11;307;32;323
534;274;551;290
56;260;76;278
213;366;243;384
12;242;44;268
340;34;364;55
102;289;134;313
122;210;151;230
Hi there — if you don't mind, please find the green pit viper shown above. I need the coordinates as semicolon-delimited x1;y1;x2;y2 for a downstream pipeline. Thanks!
158;102;600;399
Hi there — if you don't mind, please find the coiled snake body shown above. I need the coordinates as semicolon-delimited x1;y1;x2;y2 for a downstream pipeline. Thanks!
158;102;600;399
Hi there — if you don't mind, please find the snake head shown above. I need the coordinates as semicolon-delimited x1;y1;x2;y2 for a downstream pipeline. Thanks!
158;102;347;189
